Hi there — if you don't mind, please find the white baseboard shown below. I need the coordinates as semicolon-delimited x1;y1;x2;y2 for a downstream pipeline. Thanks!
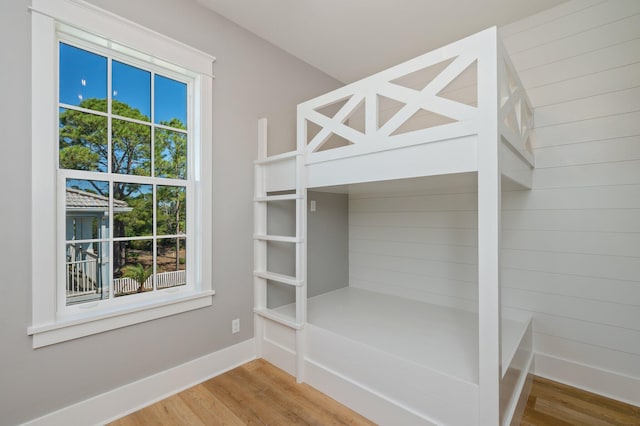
22;339;256;426
23;339;637;426
534;352;640;407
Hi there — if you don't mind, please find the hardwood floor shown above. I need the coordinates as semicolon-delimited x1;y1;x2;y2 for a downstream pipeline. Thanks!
522;376;640;425
109;359;640;425
108;359;375;426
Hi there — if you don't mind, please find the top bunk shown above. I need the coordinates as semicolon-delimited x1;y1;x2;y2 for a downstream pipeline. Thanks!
258;26;534;192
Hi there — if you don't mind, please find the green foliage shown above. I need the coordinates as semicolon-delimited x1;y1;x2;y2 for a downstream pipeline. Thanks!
122;263;153;293
156;186;186;236
60;98;188;273
155;127;187;179
59;100;109;176
115;184;154;237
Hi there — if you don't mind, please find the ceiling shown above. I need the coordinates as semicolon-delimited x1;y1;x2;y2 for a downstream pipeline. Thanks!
196;0;566;83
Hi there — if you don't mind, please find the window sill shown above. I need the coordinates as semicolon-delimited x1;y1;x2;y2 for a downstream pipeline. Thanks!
28;290;215;348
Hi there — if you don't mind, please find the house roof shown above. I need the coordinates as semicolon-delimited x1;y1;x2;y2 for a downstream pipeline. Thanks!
66;187;130;211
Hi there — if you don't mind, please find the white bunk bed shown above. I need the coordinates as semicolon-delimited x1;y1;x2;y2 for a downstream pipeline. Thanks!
253;27;534;426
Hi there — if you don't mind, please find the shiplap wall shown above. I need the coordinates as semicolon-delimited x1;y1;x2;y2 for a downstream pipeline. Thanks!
349;178;480;312
349;0;639;405
500;0;640;404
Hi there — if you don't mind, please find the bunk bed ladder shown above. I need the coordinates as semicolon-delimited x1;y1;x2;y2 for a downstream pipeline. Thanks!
253;118;307;382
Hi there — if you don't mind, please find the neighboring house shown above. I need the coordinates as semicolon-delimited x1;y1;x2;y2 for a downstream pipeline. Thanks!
65;187;131;303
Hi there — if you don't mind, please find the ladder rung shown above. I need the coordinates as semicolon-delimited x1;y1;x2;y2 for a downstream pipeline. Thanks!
254;234;302;243
254;271;303;286
254;151;299;165
254;194;301;202
254;308;303;330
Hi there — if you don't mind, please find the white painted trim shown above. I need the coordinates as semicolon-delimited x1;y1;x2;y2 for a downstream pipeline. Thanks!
20;339;256;426
476;26;502;426
30;0;215;77
29;0;215;347
29;291;214;348
304;359;438;426
502;353;534;426
534;352;640;407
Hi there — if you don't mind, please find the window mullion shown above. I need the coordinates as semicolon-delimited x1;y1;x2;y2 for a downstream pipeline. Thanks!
107;56;114;300
151;71;156;178
107;57;112;175
151;72;156;292
153;184;157;291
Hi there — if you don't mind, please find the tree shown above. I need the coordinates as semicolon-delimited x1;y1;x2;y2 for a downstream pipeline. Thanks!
60;98;187;275
59;99;152;185
122;263;153;293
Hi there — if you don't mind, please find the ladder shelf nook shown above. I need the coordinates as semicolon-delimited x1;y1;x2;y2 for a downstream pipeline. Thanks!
253;117;307;381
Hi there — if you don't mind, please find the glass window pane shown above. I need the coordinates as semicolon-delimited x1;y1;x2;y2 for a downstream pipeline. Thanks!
66;241;109;305
156;185;187;235
59;108;108;172
156;237;186;290
59;43;107;111
155;128;187;179
113;239;153;296
112;61;151;121
112;119;151;176
66;179;110;240
113;183;153;238
154;75;187;129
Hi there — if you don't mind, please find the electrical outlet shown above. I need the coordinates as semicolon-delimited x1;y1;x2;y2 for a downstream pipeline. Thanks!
310;200;316;212
232;318;240;334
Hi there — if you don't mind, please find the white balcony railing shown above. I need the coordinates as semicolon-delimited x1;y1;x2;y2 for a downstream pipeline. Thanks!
113;270;186;296
66;252;98;297
66;256;187;298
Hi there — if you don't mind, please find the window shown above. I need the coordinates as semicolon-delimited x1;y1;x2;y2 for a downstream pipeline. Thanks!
60;42;190;305
29;0;214;348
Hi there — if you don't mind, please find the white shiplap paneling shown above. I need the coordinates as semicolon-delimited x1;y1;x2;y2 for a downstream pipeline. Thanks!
345;1;640;404
510;11;640;72
518;38;640;89
534;136;640;168
349;187;479;311
501;0;640;403
527;62;640;107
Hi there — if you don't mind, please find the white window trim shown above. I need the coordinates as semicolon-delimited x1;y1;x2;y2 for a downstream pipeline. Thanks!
29;0;215;348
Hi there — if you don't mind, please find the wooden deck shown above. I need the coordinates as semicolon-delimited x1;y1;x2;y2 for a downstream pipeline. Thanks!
109;359;640;425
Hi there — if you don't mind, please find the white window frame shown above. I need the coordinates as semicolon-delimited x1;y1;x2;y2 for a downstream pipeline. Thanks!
29;0;215;348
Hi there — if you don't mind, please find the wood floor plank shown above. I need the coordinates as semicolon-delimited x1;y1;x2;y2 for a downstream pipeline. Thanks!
202;373;272;425
251;360;374;425
109;359;640;426
524;376;640;426
247;359;371;426
531;384;626;424
221;367;308;425
177;385;245;426
229;366;323;425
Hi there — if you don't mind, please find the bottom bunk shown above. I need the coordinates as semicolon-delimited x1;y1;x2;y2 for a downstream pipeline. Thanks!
259;287;533;425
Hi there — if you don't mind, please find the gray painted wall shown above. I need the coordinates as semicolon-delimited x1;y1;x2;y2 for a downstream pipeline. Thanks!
307;191;349;298
266;191;349;308
0;1;339;424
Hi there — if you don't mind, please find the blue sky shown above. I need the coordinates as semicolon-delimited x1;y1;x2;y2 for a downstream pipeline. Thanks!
59;43;187;127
